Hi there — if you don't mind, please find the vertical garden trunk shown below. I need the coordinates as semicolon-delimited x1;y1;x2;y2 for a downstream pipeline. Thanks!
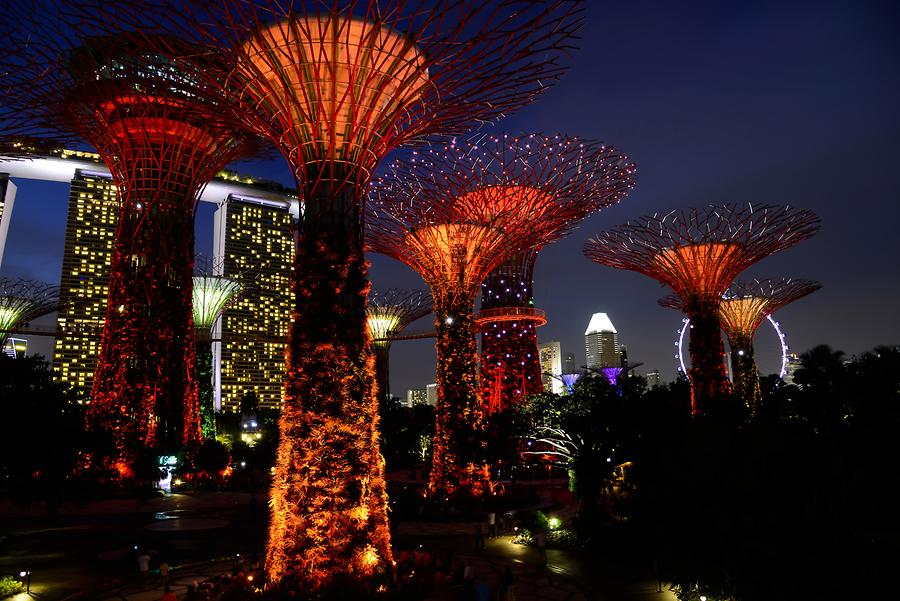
266;179;392;591
430;294;491;497
687;305;733;415
88;177;199;477
730;336;762;417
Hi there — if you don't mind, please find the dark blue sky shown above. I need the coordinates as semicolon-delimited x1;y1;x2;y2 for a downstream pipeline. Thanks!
4;0;899;396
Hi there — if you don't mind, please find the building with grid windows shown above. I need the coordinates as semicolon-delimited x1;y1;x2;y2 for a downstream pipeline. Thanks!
213;197;294;411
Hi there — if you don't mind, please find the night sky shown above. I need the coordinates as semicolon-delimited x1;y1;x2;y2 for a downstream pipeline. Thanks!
3;0;899;398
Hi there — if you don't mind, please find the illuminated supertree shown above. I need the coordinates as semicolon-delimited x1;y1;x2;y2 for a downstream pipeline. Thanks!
584;204;821;415
81;0;585;589
367;288;432;402
0;278;59;347
368;134;635;496
662;277;820;415
193;258;245;440
122;2;583;590
12;21;259;472
479;142;635;413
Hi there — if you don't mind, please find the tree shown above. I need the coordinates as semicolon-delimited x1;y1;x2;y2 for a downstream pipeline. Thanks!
0;355;86;504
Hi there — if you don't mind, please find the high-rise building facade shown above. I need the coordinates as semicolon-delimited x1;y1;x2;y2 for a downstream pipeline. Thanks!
0;173;17;270
406;388;427;408
564;352;576;374
425;383;438;407
214;196;294;412
539;340;563;395
646;369;661;388
585;312;619;369
53;169;119;391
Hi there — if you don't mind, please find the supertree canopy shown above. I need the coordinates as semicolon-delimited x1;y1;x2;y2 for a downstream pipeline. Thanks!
84;0;584;591
19;0;584;589
479;141;635;414
584;204;821;415
0;278;59;347
367;288;432;402
9;15;261;474
192;259;246;440
368;134;634;496
720;278;820;414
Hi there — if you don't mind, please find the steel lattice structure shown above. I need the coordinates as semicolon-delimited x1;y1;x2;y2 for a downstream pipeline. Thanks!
584;203;821;415
8;9;262;475
193;257;247;440
0;278;60;347
368;134;635;496
719;278;820;414
71;0;585;590
367;288;432;402
478;136;635;413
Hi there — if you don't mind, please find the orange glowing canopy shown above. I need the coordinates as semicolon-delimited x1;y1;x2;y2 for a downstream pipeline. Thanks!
99;95;220;152
403;223;504;295
241;15;428;170
653;242;742;299
718;296;772;338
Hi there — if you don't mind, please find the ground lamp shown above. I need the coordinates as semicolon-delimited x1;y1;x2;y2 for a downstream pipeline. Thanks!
584;204;820;415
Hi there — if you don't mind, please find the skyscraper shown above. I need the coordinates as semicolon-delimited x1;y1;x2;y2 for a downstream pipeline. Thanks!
585;312;619;369
564;352;577;374
539;340;564;394
0;173;17;270
406;388;427;408
54;169;119;391
214;196;294;412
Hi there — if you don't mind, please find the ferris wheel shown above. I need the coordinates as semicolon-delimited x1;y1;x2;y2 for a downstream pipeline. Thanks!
674;314;790;380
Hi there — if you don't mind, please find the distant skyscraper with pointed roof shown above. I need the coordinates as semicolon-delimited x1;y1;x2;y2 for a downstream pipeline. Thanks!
585;312;619;369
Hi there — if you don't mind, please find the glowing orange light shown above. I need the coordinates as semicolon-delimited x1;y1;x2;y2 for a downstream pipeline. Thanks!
718;296;771;337
242;16;428;169
654;242;742;297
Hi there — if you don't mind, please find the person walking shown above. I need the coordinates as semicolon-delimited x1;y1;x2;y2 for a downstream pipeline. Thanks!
160;585;177;601
487;511;496;538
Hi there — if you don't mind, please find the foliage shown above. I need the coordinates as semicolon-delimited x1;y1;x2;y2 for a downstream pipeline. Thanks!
378;396;434;471
633;344;900;601
518;374;648;523
0;354;87;502
0;576;24;598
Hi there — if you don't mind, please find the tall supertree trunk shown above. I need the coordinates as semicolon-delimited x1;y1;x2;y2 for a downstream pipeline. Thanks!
430;294;491;497
481;321;543;413
88;178;200;475
196;340;216;439
267;180;391;590
687;304;732;415
373;343;391;402
729;335;762;417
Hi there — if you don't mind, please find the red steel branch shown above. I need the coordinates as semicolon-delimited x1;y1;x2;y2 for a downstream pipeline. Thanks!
585;204;821;415
368;134;635;497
